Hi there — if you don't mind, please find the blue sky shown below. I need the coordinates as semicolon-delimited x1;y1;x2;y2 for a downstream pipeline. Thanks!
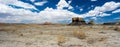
0;0;120;24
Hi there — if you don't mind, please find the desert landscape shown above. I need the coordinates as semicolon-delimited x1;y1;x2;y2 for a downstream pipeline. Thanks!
0;0;120;47
0;23;120;47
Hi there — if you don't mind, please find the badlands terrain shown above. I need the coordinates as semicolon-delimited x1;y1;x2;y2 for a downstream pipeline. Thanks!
0;23;120;47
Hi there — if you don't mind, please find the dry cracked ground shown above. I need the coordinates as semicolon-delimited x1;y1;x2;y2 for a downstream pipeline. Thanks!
0;24;120;47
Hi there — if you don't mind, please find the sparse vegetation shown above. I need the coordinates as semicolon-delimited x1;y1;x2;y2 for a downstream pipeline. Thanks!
87;38;96;44
0;23;119;47
114;27;120;31
57;35;66;46
41;22;54;25
98;37;107;42
87;37;107;44
0;28;15;32
73;31;86;39
0;28;8;31
20;34;23;36
99;31;106;34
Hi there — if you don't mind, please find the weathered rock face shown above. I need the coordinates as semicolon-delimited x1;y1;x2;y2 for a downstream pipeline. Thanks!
70;17;86;25
88;20;95;25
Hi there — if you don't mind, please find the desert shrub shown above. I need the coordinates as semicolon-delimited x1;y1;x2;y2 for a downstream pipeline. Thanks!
87;38;95;44
25;42;32;45
0;28;8;31
99;31;106;34
97;37;107;42
87;37;107;44
20;34;23;36
0;28;15;32
73;31;86;39
114;27;120;31
102;26;107;29
57;35;66;46
42;22;54;25
0;23;11;26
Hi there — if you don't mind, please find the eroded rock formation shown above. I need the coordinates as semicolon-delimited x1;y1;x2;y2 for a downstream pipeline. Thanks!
70;17;86;25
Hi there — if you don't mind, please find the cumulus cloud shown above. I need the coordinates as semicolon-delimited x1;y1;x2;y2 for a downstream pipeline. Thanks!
0;3;80;23
81;1;120;17
94;1;120;12
0;0;37;10
68;0;72;4
31;0;35;2
57;0;73;9
80;8;83;11
0;3;39;23
34;1;48;6
91;0;97;2
35;7;81;23
13;1;37;9
112;9;120;13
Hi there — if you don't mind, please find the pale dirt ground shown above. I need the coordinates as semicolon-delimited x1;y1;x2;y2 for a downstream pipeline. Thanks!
0;24;120;47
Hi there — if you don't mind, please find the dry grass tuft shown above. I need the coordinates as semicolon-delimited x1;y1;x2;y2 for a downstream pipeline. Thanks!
41;22;54;25
102;26;107;29
57;35;66;46
15;25;29;28
114;27;120;31
99;31;106;34
87;38;96;44
0;28;16;32
73;31;86;39
0;23;11;26
25;42;32;45
87;37;107;44
20;34;23;36
0;28;8;31
97;37;107;42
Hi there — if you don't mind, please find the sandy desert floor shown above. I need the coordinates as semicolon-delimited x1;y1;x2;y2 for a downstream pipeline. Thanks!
0;24;120;47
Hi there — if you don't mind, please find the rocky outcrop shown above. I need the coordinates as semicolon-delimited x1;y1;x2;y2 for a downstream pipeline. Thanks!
88;20;95;25
70;17;86;25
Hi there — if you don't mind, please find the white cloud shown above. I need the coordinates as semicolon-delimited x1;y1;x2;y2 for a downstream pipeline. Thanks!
67;0;73;9
94;1;120;12
31;0;35;2
68;0;72;4
99;13;111;16
14;1;37;10
34;1;48;6
57;0;73;10
80;8;83;11
57;0;69;9
0;3;80;23
112;9;120;13
91;0;97;2
0;3;39;23
32;7;82;23
0;0;17;4
81;1;120;17
91;5;94;7
115;17;120;21
0;0;37;10
91;17;97;20
68;6;73;9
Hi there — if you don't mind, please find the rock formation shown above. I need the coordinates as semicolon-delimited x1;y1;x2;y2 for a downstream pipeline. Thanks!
88;20;95;25
70;17;86;25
